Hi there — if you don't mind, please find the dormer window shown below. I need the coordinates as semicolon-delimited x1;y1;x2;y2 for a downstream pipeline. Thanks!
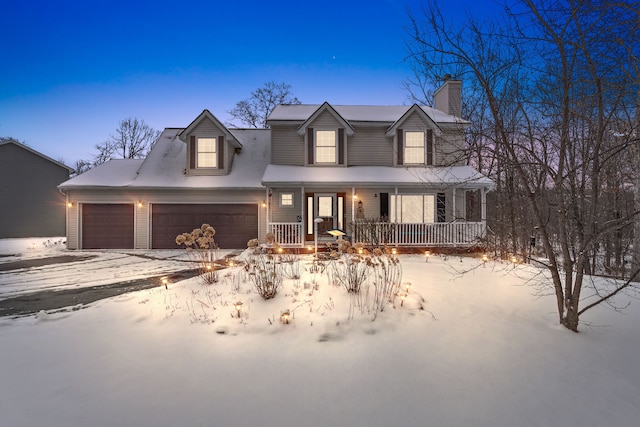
404;131;425;164
315;130;337;163
197;137;217;168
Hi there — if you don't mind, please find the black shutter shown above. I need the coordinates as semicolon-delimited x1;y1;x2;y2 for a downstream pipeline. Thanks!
379;193;389;220
308;128;314;165
427;129;433;165
437;192;446;222
338;128;344;165
189;135;196;169
218;136;225;169
397;129;403;165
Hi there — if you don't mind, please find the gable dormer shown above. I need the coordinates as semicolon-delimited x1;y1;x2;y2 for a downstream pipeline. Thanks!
178;110;242;175
297;102;354;167
386;104;443;167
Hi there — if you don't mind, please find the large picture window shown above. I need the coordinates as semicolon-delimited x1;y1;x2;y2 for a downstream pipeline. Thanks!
389;194;435;223
404;131;425;164
197;137;217;168
315;130;336;163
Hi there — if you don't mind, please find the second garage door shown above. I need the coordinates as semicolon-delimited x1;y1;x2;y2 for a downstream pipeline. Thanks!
151;204;258;249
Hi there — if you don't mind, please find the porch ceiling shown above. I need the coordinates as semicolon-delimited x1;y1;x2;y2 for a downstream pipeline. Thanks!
261;165;494;189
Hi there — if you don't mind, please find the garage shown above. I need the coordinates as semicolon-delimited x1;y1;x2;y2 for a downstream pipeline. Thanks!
82;204;134;249
151;204;258;249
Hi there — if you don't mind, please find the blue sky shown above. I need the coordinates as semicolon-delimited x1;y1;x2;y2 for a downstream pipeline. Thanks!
1;0;490;165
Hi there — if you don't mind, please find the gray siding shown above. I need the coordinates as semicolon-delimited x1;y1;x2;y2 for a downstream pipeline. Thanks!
0;143;69;238
348;127;392;166
270;125;305;165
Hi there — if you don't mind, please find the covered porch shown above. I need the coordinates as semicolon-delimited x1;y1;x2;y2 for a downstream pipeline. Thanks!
261;164;493;249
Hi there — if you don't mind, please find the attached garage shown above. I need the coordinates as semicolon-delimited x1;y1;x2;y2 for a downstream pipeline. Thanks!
82;204;134;249
151;204;258;249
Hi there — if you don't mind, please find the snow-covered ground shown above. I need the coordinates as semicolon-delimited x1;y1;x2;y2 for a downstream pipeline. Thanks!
1;238;639;427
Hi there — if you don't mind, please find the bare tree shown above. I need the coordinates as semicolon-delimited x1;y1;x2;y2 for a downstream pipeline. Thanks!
228;81;301;128
95;117;160;164
406;0;640;331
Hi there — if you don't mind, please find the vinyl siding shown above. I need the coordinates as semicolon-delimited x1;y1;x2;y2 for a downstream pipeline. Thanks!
0;143;69;238
348;127;392;166
270;125;305;165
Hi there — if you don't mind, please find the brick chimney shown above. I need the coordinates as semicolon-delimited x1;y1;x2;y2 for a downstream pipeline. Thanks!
434;76;462;117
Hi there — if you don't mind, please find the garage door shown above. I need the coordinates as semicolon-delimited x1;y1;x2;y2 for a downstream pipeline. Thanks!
151;204;258;249
82;204;134;249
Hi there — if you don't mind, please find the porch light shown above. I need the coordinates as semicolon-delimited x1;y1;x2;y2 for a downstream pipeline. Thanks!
353;194;358;200
67;202;73;208
262;200;267;208
234;301;243;318
280;309;290;324
137;201;143;208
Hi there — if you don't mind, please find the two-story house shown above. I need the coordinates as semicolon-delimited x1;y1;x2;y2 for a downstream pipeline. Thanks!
59;80;493;250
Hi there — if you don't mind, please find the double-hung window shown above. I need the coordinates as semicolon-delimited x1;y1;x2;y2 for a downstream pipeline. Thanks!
404;131;425;165
196;137;217;168
315;130;337;164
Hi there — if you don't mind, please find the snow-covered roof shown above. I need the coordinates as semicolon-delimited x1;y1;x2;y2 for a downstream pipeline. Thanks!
268;104;468;124
58;159;143;188
59;128;270;190
132;128;269;189
261;165;494;189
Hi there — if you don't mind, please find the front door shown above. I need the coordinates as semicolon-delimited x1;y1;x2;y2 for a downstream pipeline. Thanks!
305;193;346;241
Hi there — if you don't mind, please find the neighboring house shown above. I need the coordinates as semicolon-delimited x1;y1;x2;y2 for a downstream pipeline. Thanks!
59;80;493;250
0;139;74;238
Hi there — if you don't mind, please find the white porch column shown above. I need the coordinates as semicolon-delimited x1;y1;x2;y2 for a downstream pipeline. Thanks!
351;187;356;223
481;187;487;225
452;187;456;222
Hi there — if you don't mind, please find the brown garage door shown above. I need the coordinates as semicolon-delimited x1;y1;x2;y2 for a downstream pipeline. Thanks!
151;204;258;249
82;204;134;249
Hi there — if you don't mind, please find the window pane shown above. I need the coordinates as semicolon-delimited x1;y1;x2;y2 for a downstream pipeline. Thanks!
307;196;314;234
198;153;217;168
318;196;333;217
316;147;336;163
405;132;424;147
401;195;423;223
424;195;435;223
337;196;344;229
198;137;216;152
281;193;293;206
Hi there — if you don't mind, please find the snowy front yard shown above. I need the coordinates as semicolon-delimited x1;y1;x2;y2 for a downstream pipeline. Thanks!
1;238;639;427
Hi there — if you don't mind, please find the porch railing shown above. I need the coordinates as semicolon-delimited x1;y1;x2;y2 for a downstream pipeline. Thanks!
268;221;486;248
268;222;304;247
352;222;486;247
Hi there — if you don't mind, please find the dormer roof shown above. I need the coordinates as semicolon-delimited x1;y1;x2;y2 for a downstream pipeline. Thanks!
295;102;355;136
385;104;443;137
178;109;242;148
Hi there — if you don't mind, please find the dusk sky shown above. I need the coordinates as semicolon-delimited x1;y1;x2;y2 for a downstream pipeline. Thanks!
1;0;494;166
